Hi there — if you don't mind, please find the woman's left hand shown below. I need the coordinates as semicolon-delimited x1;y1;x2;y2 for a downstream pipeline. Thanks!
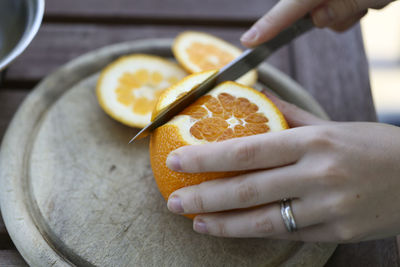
165;93;400;242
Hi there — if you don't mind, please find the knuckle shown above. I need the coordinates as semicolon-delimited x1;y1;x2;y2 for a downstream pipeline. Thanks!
344;0;361;14
254;212;275;235
334;224;359;243
232;141;257;169
306;128;335;150
330;0;360;18
317;158;349;189
327;194;351;217
320;158;345;182
217;221;229;237
235;180;259;204
259;13;276;28
191;187;205;212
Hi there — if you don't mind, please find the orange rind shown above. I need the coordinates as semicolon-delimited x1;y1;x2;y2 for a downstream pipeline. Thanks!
96;54;187;128
173;31;258;86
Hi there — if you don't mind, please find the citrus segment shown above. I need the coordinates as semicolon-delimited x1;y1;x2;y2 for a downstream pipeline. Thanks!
150;74;288;218
97;54;187;128
173;31;258;86
152;69;218;120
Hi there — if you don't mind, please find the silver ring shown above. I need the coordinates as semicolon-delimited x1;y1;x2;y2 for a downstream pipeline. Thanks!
280;198;297;232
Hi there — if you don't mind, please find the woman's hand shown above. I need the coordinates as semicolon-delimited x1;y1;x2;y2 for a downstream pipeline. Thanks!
165;94;400;242
240;0;395;47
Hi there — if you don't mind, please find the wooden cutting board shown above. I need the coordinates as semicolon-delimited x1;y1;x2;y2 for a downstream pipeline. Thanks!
0;39;335;266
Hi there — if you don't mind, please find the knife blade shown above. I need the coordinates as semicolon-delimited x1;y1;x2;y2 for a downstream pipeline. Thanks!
129;16;314;143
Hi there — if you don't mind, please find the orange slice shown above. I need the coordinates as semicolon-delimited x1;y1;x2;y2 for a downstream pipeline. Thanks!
149;71;288;217
96;54;187;128
173;31;258;86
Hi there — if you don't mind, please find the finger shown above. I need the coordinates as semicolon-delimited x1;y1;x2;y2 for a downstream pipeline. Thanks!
241;0;324;47
168;165;311;214
312;0;387;27
329;10;368;32
167;127;306;173
192;199;323;238
262;90;328;127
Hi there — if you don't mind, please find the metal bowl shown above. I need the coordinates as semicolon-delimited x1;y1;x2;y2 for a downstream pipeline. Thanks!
0;0;44;71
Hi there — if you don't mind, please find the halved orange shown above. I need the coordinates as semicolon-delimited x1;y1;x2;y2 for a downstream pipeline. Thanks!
173;31;258;86
96;54;187;128
149;71;288;216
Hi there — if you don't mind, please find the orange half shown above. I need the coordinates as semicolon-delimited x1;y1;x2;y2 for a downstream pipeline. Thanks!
173;31;258;86
96;54;187;128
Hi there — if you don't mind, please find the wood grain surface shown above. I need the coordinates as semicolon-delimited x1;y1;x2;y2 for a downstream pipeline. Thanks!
0;0;398;265
290;26;376;122
4;24;291;85
326;238;400;267
0;90;28;265
45;0;270;22
398;236;400;260
0;90;28;140
0;251;27;266
0;216;4;235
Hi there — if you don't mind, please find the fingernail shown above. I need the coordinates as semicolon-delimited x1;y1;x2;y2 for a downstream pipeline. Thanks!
167;196;184;213
313;6;335;27
194;218;208;234
240;28;259;43
166;153;182;172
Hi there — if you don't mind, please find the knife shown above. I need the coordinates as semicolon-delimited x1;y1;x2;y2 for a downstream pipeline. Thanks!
129;16;314;143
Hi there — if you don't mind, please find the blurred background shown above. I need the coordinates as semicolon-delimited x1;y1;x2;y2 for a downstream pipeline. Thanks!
361;1;400;126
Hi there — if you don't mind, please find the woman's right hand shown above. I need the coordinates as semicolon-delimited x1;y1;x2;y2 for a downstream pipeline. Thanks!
241;0;395;47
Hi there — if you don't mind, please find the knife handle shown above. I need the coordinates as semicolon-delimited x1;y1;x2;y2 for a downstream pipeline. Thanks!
218;16;314;82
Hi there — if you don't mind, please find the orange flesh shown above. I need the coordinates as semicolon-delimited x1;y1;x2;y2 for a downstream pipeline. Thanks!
181;92;270;142
115;69;179;115
186;42;234;70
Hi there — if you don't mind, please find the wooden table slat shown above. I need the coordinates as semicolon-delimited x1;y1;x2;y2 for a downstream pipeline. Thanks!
398;236;400;260
0;89;28;249
0;251;27;267
326;238;400;267
45;0;270;21
0;233;15;250
290;25;376;122
0;216;5;235
4;24;290;85
0;90;29;140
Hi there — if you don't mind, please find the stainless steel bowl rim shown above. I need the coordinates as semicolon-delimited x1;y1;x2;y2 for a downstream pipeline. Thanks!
0;0;45;71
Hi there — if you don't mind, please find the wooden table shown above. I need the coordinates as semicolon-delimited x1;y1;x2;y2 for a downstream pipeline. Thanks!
0;1;399;266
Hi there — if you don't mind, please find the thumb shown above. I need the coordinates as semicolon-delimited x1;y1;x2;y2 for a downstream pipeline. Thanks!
262;90;329;127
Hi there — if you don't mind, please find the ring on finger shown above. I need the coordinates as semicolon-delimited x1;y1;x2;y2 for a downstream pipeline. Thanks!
280;198;297;232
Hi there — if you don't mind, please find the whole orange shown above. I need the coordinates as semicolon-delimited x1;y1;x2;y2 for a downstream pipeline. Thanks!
150;71;288;217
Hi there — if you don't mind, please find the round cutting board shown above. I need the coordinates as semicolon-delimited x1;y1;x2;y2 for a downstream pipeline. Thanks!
0;39;335;266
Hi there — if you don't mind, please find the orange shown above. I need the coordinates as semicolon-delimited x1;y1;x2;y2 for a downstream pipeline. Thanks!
96;54;187;128
149;71;288;217
173;31;258;86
